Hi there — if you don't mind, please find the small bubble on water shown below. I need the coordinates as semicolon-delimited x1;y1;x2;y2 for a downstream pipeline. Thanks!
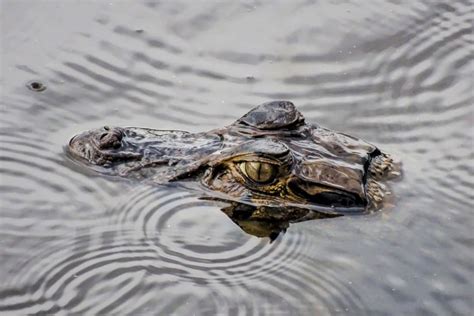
26;80;47;92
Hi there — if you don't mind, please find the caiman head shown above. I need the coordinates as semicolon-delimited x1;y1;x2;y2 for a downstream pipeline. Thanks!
68;101;400;232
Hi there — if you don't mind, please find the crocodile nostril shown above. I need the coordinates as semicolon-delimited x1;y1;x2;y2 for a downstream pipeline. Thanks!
98;129;123;149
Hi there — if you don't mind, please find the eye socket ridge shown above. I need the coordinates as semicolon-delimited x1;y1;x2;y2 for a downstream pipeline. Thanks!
232;154;283;165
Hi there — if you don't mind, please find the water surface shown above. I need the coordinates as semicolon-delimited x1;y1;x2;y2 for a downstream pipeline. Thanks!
1;1;473;315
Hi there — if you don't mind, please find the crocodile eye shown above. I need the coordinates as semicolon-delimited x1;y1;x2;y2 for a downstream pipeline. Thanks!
239;161;277;184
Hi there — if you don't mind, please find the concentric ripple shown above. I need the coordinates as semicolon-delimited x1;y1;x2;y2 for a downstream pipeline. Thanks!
113;186;306;280
0;186;367;315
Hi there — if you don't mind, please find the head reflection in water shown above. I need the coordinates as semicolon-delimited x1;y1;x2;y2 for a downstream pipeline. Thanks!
68;101;401;238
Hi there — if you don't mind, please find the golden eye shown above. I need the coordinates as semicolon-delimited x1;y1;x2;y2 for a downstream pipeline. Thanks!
239;161;277;184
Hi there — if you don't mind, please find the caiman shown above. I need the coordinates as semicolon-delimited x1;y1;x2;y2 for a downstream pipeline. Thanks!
68;101;400;239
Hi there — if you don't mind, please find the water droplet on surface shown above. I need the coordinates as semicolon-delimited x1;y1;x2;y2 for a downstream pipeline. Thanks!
26;80;47;92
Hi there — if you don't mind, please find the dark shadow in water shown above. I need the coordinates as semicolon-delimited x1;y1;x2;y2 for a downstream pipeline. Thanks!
215;200;340;241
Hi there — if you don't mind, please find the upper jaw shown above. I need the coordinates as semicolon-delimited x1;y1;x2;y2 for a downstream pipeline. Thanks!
68;128;143;167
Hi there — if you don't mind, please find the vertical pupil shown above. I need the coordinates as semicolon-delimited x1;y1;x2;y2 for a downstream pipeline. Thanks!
244;162;274;183
256;162;262;180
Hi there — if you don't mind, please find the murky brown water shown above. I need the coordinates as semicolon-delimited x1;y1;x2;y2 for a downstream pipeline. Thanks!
1;1;473;315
